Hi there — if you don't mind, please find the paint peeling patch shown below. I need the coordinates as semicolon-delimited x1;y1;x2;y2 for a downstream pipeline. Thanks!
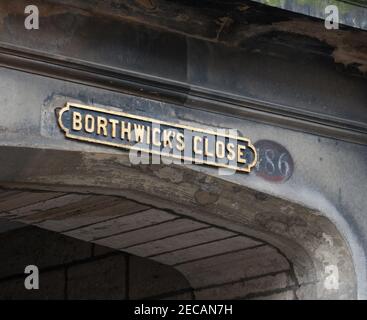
235;19;367;74
154;166;184;183
274;20;367;74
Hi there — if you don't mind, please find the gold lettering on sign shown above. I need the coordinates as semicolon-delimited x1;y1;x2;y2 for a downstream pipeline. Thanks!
72;112;82;131
216;141;225;159
204;138;214;157
227;143;235;161
152;128;161;147
85;114;94;133
193;136;202;155
176;133;185;151
121;121;131;140
237;144;247;164
134;124;145;143
109;118;119;138
57;103;258;173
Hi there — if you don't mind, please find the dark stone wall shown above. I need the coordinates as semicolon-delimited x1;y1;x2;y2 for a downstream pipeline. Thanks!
0;225;192;300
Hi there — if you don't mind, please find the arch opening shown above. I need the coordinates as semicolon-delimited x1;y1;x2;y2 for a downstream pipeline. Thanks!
0;147;358;299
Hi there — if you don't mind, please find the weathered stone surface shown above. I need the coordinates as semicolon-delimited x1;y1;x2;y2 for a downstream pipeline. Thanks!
64;209;176;241
37;199;149;232
0;0;364;301
97;218;207;249
0;191;63;212
1;193;89;220
0;182;356;299
251;290;295;300
295;283;317;300
18;195;120;223
195;272;294;300
126;227;235;257
177;245;290;288
68;255;126;300
0;190;22;200
154;236;262;265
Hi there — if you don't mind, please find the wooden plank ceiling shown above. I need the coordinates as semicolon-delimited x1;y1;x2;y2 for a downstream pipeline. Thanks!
0;188;296;299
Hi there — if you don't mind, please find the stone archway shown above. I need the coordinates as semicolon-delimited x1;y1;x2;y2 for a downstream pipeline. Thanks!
0;146;357;299
0;188;297;300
